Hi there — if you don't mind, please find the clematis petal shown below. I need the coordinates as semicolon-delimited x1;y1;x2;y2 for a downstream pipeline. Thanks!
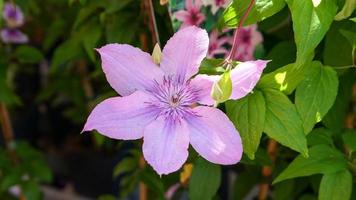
143;118;190;175
161;26;209;81
83;91;157;140
97;44;164;96
190;74;218;105
0;29;28;44
230;60;268;99
187;106;242;164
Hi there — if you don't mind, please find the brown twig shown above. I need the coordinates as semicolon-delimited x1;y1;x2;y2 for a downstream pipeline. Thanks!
0;103;14;148
142;0;160;46
226;0;256;61
139;156;148;200
258;139;278;200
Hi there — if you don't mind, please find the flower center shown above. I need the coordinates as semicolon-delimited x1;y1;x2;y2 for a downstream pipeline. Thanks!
147;76;199;121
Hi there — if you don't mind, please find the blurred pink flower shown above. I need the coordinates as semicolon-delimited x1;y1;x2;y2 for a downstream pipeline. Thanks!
231;24;263;61
203;0;231;14
3;2;24;28
175;0;205;28
207;30;231;58
0;28;28;44
83;26;267;175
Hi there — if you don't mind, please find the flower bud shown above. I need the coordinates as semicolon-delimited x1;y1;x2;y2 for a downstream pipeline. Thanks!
211;70;232;104
152;43;162;65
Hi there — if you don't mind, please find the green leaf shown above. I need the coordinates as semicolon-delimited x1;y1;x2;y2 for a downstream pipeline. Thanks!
14;46;44;64
258;62;310;95
98;194;116;200
199;58;226;75
139;168;164;198
265;41;296;73
0;64;21;105
105;13;138;44
262;88;308;156
335;0;356;21
211;70;232;103
81;23;102;62
226;90;266;159
73;1;104;29
273;145;347;184
28;161;52;183
105;0;133;14
295;62;339;134
220;0;286;28
287;0;338;65
319;170;352;200
274;179;295;200
342;129;356;152
50;38;83;72
340;29;356;47
307;128;333;147
323;21;355;66
323;70;356;132
43;19;66;51
189;158;221;200
21;181;41;200
299;194;317;200
0;1;3;19
93;131;105;146
113;157;137;177
240;148;272;166
0;169;22;191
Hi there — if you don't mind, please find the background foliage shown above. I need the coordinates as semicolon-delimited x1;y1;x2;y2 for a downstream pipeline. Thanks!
0;0;355;200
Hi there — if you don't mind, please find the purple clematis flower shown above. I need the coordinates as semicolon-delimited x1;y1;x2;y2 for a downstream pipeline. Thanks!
3;2;24;28
83;26;267;175
0;28;28;44
175;0;205;28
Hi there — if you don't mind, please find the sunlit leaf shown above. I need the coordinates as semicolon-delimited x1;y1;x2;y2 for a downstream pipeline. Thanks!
287;0;338;65
220;0;286;28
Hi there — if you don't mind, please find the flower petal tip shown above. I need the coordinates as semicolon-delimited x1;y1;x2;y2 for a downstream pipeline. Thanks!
254;59;270;71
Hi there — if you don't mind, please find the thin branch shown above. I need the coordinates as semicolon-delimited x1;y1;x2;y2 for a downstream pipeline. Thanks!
258;139;278;200
143;0;160;46
0;103;15;149
226;0;256;61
